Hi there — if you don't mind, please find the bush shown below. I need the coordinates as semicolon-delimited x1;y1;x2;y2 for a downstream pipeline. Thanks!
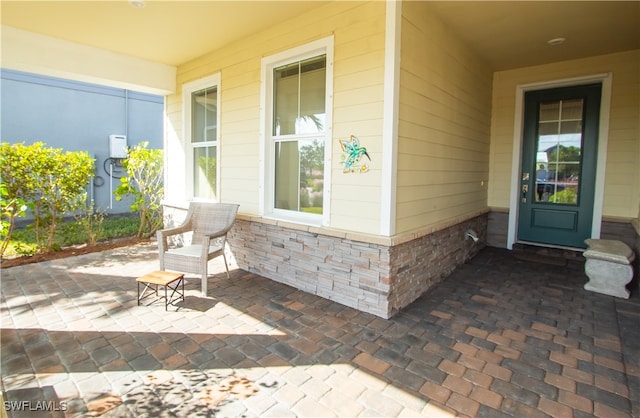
74;198;106;246
311;191;323;208
0;183;28;256
549;188;577;204
0;142;94;253
3;215;141;258
115;142;164;237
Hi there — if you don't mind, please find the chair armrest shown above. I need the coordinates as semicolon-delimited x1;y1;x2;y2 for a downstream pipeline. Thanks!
157;224;192;253
157;224;191;238
202;234;227;260
202;230;230;240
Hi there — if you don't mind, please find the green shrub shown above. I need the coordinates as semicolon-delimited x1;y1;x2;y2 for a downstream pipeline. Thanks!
549;188;577;204
74;198;106;246
0;183;28;256
0;142;94;253
3;215;140;257
115;142;164;237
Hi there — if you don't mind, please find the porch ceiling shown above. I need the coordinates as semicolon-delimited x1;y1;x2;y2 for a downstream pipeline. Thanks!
428;1;640;71
0;0;331;67
1;1;638;71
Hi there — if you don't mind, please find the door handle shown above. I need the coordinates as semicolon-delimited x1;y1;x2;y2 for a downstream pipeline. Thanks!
522;184;528;203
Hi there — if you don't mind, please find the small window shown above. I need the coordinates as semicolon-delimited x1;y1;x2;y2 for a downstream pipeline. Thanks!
183;74;220;200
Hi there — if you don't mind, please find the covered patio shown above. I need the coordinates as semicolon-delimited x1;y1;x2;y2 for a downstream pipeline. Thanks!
3;1;639;319
1;244;638;417
2;1;639;416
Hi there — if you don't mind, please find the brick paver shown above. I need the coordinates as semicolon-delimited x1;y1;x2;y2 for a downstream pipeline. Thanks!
1;244;639;417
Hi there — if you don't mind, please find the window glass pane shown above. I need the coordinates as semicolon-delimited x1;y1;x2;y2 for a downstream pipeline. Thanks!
560;99;583;120
535;99;583;205
299;57;326;134
194;146;216;199
539;102;560;122
560;121;582;135
274;139;324;213
273;56;326;136
274;64;299;136
538;122;558;136
192;87;217;143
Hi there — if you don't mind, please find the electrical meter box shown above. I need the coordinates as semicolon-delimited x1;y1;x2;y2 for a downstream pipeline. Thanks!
109;135;128;159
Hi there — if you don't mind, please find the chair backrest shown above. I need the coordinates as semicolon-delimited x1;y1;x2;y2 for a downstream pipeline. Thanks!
187;202;239;245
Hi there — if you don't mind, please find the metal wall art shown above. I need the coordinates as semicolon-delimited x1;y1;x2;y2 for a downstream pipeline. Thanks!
339;135;370;173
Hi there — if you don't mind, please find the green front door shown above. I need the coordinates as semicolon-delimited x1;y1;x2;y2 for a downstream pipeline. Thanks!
518;84;601;249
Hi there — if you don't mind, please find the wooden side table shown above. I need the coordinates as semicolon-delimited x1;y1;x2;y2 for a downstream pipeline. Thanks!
137;270;185;311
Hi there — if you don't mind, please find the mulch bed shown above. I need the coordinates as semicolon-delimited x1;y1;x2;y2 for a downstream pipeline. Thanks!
1;237;151;269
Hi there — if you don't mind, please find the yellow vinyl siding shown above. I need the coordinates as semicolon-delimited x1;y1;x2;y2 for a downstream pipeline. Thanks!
330;6;385;232
165;1;385;234
488;50;640;219
395;1;493;234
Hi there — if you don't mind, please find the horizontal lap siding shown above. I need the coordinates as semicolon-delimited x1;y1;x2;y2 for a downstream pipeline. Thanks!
165;1;386;234
331;5;385;233
489;50;640;219
220;63;261;213
605;59;640;217
396;2;492;234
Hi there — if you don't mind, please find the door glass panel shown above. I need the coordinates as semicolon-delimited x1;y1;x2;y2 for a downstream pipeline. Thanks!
535;99;583;204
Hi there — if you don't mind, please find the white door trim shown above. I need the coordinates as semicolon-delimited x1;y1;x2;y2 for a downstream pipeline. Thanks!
507;73;612;250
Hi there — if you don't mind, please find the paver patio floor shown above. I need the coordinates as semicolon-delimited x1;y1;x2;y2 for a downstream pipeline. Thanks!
1;243;638;417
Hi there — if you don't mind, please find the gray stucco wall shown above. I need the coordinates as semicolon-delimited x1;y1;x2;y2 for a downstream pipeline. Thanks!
0;69;164;214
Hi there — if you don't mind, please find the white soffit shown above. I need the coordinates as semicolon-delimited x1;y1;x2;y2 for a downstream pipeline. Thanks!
1;25;176;95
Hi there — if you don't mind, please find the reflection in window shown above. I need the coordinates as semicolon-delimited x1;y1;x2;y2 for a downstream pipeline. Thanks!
535;99;583;204
274;56;326;136
192;86;217;199
274;139;325;213
193;146;216;200
272;55;326;215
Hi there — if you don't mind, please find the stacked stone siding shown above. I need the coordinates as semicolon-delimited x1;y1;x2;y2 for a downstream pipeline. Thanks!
228;220;393;318
388;215;487;317
228;214;487;318
163;203;487;318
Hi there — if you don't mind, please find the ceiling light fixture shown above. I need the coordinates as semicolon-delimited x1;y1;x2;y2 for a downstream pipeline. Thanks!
129;0;146;8
547;37;566;46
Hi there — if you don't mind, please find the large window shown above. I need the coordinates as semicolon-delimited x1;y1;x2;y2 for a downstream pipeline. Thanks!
183;74;220;200
263;38;333;224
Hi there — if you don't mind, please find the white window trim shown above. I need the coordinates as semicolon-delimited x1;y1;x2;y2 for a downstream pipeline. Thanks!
182;73;221;202
259;36;334;226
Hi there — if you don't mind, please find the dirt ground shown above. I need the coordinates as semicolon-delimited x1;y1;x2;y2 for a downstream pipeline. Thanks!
0;237;151;269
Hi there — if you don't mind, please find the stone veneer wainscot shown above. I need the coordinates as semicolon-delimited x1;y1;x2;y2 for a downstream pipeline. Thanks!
163;203;487;318
230;212;487;319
